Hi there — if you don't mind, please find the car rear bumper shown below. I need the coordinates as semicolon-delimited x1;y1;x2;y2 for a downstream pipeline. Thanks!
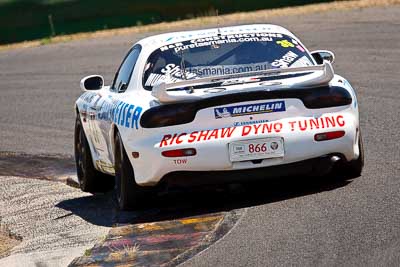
160;153;343;187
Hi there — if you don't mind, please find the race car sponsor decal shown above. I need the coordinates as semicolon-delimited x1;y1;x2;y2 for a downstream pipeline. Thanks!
112;101;143;130
160;127;237;148
173;159;187;165
288;115;345;132
233;119;269;127
160;33;284;53
164;27;285;42
96;100;143;130
96;101;114;121
188;62;271;77
145;73;171;87
291;38;305;52
276;39;294;48
145;64;197;86
161;63;197;79
159;115;346;147
271;52;312;68
214;101;285;119
271;51;298;68
80;92;97;103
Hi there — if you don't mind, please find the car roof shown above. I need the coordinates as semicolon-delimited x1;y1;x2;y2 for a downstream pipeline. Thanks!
136;24;296;51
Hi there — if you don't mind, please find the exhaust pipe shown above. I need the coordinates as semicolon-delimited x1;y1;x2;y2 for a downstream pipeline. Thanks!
330;155;341;163
313;154;342;176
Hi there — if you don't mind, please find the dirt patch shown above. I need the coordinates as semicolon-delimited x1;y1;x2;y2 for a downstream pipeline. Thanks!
0;225;21;258
0;152;75;182
0;0;399;51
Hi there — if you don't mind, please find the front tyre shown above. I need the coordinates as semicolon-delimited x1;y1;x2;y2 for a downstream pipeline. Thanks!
74;116;114;193
114;131;147;210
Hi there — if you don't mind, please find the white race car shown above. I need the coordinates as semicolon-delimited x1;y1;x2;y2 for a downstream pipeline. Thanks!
75;24;364;210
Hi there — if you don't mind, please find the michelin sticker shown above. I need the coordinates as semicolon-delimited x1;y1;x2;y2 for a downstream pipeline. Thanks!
214;101;286;119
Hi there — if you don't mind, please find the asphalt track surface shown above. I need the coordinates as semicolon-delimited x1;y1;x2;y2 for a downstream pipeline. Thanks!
0;5;400;266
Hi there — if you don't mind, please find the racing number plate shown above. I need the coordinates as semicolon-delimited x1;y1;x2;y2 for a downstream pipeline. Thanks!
229;138;284;162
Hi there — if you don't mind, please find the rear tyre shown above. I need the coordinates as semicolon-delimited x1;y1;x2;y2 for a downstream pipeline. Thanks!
74;116;114;193
114;131;147;210
346;131;364;177
334;130;364;179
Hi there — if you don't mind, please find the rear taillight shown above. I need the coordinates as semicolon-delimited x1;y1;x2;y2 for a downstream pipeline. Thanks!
161;148;197;157
302;86;352;109
314;131;345;141
140;102;197;128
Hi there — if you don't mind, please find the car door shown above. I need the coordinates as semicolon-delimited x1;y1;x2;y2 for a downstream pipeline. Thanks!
92;45;142;173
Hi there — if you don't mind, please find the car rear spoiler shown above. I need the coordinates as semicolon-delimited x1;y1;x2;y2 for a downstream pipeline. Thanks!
152;61;334;104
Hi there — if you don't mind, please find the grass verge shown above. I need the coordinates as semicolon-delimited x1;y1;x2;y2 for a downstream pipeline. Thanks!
0;0;399;51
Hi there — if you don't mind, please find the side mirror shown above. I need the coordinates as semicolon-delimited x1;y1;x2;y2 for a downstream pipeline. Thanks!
310;50;335;65
80;75;104;91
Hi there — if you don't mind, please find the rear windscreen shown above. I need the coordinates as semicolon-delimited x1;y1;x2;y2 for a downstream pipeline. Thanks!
143;33;314;90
